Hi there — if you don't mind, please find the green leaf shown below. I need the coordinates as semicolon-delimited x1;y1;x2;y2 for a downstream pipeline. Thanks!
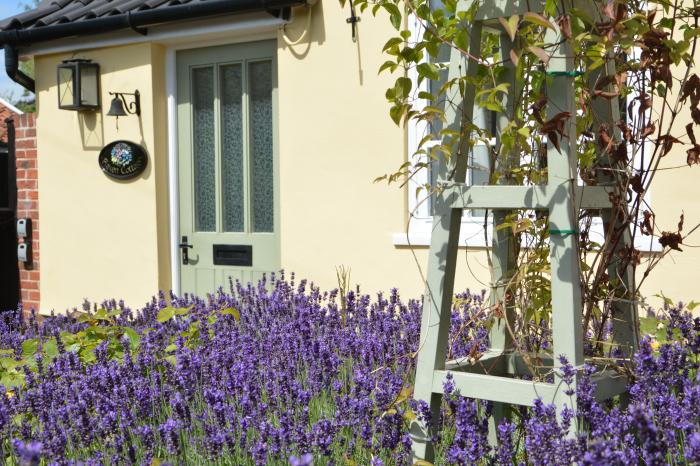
498;15;519;42
382;37;402;53
42;339;59;359
639;317;661;338
156;305;193;323
454;29;469;52
416;62;440;81
76;314;95;324
522;12;556;30
383;3;402;30
0;357;24;371
0;372;25;389
658;17;674;30
66;343;81;353
544;0;557;16
123;327;140;348
686;301;699;311
396;77;412;98
389;104;405;125
21;339;38;357
173;306;193;316
156;307;176;323
221;307;240;321
81;349;96;364
378;60;397;74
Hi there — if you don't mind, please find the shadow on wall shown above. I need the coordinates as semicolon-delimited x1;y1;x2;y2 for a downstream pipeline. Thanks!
281;1;365;85
78;111;104;150
280;2;327;59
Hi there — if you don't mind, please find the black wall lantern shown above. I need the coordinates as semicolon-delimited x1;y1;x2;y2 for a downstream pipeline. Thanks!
57;59;100;111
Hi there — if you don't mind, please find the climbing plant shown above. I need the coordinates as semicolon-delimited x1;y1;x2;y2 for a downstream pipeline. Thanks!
350;0;700;358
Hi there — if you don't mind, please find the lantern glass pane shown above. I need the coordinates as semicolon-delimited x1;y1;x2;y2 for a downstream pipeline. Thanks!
79;65;99;107
58;67;75;108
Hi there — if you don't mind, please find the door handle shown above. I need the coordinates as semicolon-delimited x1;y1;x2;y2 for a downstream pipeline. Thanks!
179;236;193;265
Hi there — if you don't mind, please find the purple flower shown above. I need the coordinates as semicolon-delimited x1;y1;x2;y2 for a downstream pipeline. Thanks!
158;418;182;455
686;432;700;462
0;275;697;465
289;453;314;466
12;439;42;466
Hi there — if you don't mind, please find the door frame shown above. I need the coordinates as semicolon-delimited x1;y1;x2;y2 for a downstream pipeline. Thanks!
165;25;280;295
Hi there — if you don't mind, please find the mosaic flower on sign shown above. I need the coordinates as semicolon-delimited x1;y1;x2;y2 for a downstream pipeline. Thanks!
110;142;133;167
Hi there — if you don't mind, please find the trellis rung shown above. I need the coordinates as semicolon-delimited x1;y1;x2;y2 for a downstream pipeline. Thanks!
436;185;614;211
433;369;629;407
432;370;559;406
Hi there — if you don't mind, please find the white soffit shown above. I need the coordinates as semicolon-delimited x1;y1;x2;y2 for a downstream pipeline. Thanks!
23;12;287;57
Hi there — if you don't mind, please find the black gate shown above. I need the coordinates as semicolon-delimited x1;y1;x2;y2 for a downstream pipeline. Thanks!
0;118;20;312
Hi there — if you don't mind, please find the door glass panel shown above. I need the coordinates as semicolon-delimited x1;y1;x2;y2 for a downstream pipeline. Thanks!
248;60;274;233
220;64;245;232
192;66;216;232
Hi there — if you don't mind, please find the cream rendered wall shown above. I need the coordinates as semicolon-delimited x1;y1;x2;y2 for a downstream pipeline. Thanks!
35;43;170;313
632;5;700;308
277;2;490;297
637;105;700;307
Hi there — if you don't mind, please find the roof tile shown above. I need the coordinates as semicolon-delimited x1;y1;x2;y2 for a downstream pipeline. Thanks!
0;0;296;43
0;0;202;32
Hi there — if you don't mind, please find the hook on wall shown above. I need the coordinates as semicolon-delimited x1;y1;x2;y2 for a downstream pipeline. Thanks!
346;2;360;42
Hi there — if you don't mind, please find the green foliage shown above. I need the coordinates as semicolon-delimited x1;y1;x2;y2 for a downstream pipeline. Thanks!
156;305;193;323
0;303;241;390
355;0;700;359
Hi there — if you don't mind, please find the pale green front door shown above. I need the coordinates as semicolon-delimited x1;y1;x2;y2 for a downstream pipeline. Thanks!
177;40;279;296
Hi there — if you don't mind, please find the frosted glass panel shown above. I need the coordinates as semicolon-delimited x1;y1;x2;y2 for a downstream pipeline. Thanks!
192;66;216;232
249;60;274;233
220;64;245;232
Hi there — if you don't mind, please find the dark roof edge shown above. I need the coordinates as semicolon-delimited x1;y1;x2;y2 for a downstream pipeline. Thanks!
0;0;304;47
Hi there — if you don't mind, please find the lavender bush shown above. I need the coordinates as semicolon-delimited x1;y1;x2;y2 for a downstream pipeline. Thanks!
0;273;697;465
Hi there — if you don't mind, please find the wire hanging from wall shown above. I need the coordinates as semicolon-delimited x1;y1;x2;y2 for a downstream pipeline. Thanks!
280;3;315;47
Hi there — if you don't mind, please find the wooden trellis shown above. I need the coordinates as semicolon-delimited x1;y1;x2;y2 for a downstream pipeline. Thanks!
410;0;640;461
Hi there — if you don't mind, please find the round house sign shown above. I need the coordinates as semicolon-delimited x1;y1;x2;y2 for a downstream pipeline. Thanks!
98;141;148;180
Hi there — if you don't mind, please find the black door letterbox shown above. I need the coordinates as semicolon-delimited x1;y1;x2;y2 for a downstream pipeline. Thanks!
213;245;252;266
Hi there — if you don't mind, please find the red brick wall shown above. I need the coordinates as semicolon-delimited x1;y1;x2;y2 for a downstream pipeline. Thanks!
15;114;39;314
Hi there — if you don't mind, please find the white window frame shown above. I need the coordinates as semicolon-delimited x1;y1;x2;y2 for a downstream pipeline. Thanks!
394;14;494;247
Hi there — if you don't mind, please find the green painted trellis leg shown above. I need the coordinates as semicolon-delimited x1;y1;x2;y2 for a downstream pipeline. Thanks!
410;6;482;462
488;32;519;445
587;54;640;361
543;20;584;428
